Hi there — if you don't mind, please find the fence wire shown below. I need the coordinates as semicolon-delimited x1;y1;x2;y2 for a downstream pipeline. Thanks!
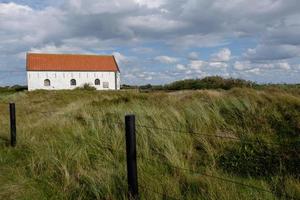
138;156;300;200
136;124;300;148
1;105;299;199
139;184;181;200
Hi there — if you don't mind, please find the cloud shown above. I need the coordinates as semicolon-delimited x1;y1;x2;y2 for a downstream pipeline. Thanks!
244;44;300;61
0;3;65;54
1;0;300;85
188;52;199;60
154;56;179;64
170;34;228;48
134;0;166;8
234;60;292;74
64;0;138;14
176;64;186;71
130;47;154;54
113;52;131;64
3;0;300;51
242;14;300;61
209;62;228;69
246;68;261;75
276;62;291;70
211;48;231;62
189;60;206;70
30;43;91;54
125;15;187;33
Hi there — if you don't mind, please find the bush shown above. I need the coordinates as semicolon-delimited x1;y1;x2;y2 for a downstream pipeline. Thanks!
135;76;257;91
164;76;255;90
76;83;96;91
10;85;28;91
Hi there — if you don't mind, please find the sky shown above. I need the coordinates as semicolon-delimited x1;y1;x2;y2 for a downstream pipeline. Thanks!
1;0;300;86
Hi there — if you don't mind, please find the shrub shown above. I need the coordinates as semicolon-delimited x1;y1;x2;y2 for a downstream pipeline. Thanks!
164;76;255;90
76;83;96;91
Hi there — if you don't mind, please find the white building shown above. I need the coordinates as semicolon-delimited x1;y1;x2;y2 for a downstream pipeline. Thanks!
26;53;120;91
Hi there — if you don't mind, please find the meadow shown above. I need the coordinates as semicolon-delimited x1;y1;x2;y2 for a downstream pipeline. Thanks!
0;87;299;200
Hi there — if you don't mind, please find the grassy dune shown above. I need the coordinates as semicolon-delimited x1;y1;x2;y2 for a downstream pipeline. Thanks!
0;88;299;200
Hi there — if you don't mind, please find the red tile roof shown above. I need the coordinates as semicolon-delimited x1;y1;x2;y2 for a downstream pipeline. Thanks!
26;53;120;72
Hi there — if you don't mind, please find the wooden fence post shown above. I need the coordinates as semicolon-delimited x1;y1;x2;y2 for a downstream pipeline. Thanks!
125;115;139;199
9;103;16;147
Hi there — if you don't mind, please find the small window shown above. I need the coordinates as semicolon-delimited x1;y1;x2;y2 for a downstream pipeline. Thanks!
103;82;109;88
70;79;77;86
44;79;51;86
95;79;100;86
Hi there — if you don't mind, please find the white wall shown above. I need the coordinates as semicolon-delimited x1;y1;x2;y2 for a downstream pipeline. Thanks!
27;71;120;91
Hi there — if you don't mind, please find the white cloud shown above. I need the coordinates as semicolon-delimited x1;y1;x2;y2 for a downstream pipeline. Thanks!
188;52;199;60
176;64;186;71
125;15;187;32
209;62;228;69
234;61;251;70
155;56;179;64
246;68;261;75
244;44;300;61
134;0;166;8
130;47;154;54
0;3;65;53
29;37;114;55
189;60;206;70
0;2;32;15
65;0;138;14
211;48;231;62
276;62;291;70
113;52;129;63
234;60;292;74
185;70;193;75
30;44;90;54
1;0;300;85
170;34;228;48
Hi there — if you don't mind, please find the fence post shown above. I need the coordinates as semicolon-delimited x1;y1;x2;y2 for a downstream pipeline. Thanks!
9;103;16;147
125;115;139;199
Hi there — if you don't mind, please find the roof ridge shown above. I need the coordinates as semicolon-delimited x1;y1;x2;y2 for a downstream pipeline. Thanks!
27;52;113;57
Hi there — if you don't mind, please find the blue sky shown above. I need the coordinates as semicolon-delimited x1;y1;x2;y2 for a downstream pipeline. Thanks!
1;0;300;85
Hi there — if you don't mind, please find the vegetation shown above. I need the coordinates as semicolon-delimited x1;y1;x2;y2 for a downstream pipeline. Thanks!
0;85;27;97
0;86;299;199
122;76;256;91
75;83;97;91
164;76;255;90
125;76;300;93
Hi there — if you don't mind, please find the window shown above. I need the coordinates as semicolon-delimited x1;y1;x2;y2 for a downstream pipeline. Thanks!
70;79;77;86
103;82;109;88
95;79;100;86
44;79;51;86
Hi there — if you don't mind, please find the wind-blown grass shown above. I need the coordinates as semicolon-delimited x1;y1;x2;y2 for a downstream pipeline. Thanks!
0;88;299;200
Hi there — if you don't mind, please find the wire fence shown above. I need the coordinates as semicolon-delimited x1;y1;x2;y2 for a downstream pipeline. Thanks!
136;124;300;147
139;184;181;200
133;122;300;199
0;103;299;200
140;157;273;193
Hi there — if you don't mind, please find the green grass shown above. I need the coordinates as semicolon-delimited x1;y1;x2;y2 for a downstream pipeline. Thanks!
0;88;299;200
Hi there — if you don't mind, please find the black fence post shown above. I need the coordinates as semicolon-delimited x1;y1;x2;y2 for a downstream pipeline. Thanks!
125;115;139;200
9;103;16;147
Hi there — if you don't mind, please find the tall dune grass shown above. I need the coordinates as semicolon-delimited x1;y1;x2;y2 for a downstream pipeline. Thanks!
0;88;299;199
